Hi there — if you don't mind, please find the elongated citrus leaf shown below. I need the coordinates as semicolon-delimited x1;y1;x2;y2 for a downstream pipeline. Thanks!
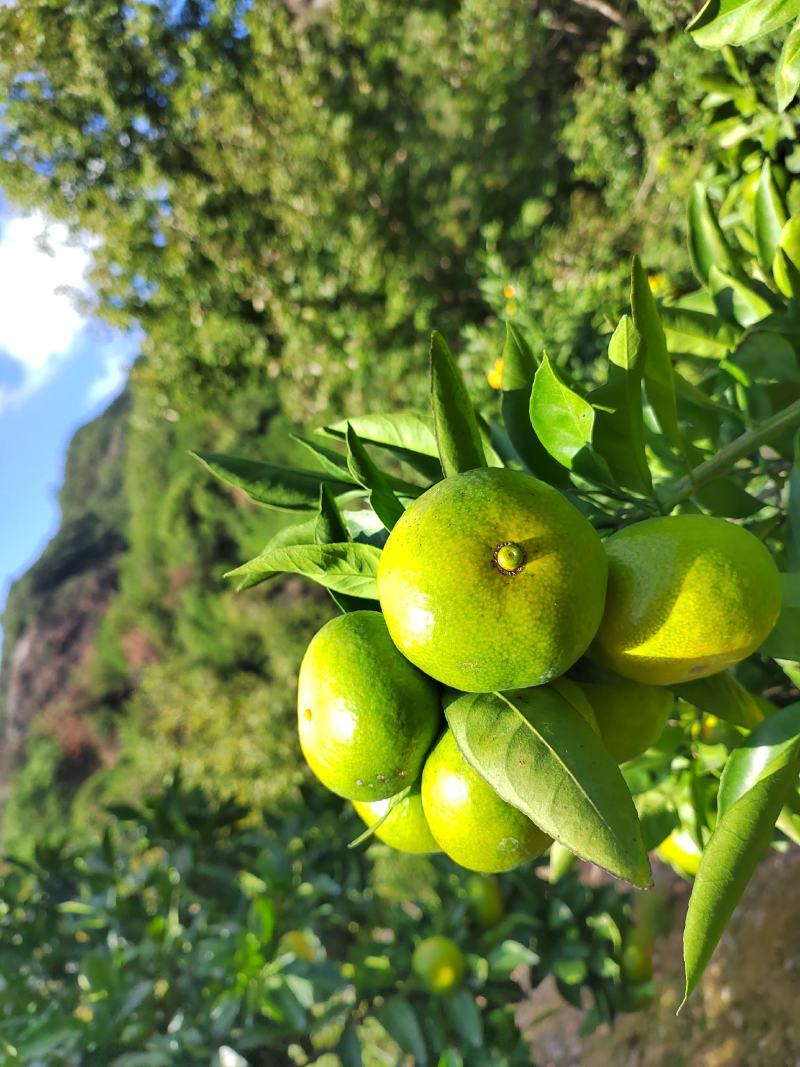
689;0;800;48
234;518;318;591
673;671;764;729
376;997;428;1066
192;450;354;511
777;16;800;109
444;687;652;888
591;315;653;495
788;433;800;571
315;486;373;613
759;572;800;659
631;258;682;449
708;264;779;326
529;355;612;484
773;214;800;297
687;184;744;287
338;1019;363;1067
500;323;568;485
682;702;800;1006
755;159;788;273
345;424;405;531
430;331;487;477
659;305;739;359
291;433;352;478
718;701;800;814
322;412;442;482
225;542;381;597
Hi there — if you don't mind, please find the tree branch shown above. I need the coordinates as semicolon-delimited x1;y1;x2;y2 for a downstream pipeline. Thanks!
570;0;635;31
661;398;800;511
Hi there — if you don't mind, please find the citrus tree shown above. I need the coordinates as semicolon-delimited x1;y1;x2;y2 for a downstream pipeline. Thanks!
198;154;800;1018
0;773;647;1065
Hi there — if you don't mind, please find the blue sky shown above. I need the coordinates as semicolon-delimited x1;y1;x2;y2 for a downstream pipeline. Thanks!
0;198;137;659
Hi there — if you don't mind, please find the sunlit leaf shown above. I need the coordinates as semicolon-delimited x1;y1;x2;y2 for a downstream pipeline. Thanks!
445;687;652;888
429;331;487;477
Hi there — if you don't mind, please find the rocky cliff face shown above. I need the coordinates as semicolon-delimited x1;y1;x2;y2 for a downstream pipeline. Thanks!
0;393;129;828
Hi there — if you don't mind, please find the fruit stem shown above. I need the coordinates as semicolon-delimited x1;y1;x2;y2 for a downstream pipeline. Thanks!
660;398;800;511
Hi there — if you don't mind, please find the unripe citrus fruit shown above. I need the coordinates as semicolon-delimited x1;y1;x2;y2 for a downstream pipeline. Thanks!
352;782;440;854
655;829;702;878
412;935;466;993
421;728;551;872
464;873;504;927
297;611;441;801
377;467;608;692
594;515;781;686
576;677;673;763
620;942;653;982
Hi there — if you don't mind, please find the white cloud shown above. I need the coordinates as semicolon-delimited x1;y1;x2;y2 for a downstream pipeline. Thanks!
0;212;92;406
85;345;131;407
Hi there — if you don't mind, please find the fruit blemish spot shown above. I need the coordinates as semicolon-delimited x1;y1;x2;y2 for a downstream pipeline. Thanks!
303;708;313;721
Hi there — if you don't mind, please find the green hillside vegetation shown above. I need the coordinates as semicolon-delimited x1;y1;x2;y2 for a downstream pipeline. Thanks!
0;0;749;851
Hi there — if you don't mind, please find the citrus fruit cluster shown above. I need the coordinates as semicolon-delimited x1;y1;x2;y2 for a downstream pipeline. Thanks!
297;465;781;874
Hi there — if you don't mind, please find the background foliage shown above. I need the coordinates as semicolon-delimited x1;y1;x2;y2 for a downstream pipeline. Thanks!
2;0;800;1061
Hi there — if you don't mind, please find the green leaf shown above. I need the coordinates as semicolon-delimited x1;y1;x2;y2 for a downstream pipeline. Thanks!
338;1019;363;1067
225;542;381;597
192;451;353;511
315;484;349;544
709;264;778;327
687;184;744;287
530;354;611;482
694;476;764;518
591;315;653;495
290;433;351;479
777;16;800;109
443;991;483;1048
233;517;318;591
689;0;800;48
444;688;652;888
682;702;800;1006
788;432;800;570
731;331;800;384
673;671;764;729
315;487;373;612
660;305;739;359
500;322;568;485
345;424;405;531
322;412;442;482
377;997;428;1066
759;572;800;659
631;257;682;449
718;701;800;815
773;215;800;296
430;331;487;477
635;787;680;851
755;159;788;274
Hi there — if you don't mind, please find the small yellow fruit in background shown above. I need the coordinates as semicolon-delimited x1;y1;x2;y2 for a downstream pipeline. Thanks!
297;611;441;801
412;935;466;994
378;467;608;693
656;829;702;878
594;515;781;686
353;782;440;854
421;728;551;873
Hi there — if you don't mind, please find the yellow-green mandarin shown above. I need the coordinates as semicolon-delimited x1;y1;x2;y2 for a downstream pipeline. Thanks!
352;783;440;854
464;874;504;927
412;936;466;994
577;678;673;763
377;468;608;692
297;611;441;801
594;515;781;686
421;728;551;873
